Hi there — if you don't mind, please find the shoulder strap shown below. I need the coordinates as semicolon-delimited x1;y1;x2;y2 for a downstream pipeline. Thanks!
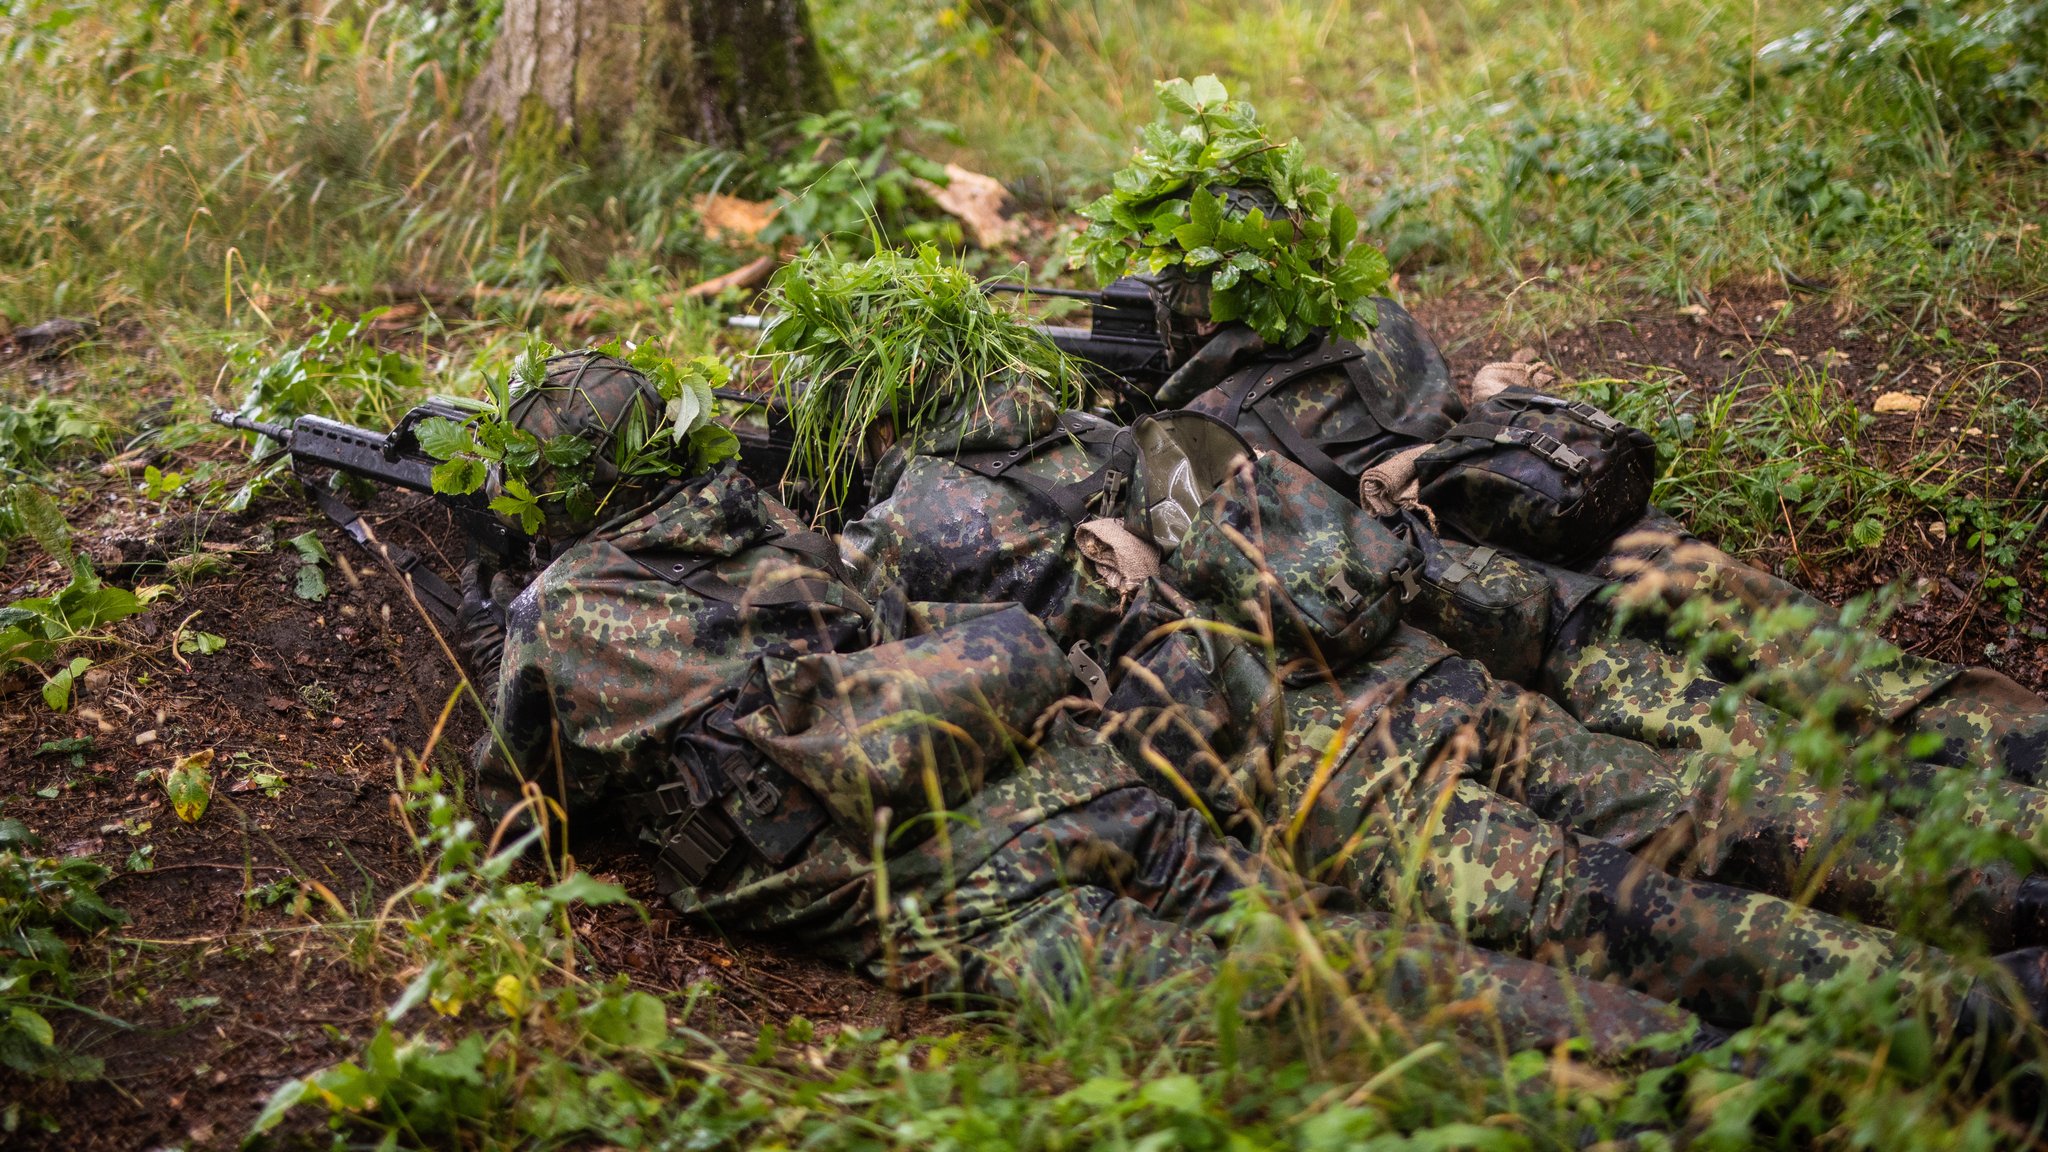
949;413;1138;525
1207;340;1372;493
1215;339;1368;427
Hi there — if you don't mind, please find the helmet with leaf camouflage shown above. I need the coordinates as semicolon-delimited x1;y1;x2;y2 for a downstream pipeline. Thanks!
417;339;741;542
1070;76;1390;350
503;350;667;534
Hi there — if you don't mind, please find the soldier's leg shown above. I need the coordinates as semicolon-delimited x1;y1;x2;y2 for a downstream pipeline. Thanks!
1596;523;2048;783
1328;770;1977;1030
894;784;1716;1066
1532;632;2048;942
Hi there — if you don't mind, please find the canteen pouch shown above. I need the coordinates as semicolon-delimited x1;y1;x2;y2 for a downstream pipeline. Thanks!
1414;388;1655;563
1165;452;1421;682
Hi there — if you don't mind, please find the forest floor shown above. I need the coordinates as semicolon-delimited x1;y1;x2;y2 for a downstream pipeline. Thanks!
2;274;2043;1149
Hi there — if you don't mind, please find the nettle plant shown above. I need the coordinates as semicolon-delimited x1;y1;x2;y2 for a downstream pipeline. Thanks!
416;339;740;535
1069;75;1391;348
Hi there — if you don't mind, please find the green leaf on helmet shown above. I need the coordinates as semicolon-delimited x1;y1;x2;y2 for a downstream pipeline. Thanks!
1062;74;1391;347
689;423;742;473
488;478;546;536
497;427;541;471
541;434;595;468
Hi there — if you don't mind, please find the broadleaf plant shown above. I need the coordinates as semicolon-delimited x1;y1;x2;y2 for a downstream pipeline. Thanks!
1068;75;1391;348
418;337;740;536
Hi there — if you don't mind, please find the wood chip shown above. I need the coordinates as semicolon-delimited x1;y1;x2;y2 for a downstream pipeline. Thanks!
1873;391;1926;414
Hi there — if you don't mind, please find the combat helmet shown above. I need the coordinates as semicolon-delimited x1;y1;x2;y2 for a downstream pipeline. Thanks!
1071;76;1390;352
503;349;671;539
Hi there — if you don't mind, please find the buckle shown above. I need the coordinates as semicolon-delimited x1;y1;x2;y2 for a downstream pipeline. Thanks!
738;770;782;818
1394;566;1421;603
647;781;693;820
1067;641;1110;705
1566;401;1625;433
1330;570;1366;611
657;806;740;889
1527;434;1588;476
1094;469;1128;516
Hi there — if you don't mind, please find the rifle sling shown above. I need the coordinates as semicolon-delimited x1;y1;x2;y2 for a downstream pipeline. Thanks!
304;479;463;630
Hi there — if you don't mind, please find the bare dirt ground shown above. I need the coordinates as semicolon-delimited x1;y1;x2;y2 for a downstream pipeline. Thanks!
1;280;2042;1148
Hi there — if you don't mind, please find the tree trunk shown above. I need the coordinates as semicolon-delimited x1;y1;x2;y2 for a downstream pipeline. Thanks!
465;0;833;151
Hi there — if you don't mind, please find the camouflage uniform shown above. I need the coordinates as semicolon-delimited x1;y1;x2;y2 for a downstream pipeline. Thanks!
1556;510;2048;789
840;380;2031;1027
1152;314;2048;938
471;459;1714;1064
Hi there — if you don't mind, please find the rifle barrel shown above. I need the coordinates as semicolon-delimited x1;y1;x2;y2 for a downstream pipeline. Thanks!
983;283;1103;301
210;409;293;442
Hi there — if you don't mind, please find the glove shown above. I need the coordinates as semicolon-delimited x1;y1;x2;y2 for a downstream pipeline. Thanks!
458;557;518;690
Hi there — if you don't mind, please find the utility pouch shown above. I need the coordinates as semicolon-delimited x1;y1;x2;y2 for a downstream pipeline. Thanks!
627;704;830;894
1415;389;1655;563
1406;536;1552;685
1166;453;1420;682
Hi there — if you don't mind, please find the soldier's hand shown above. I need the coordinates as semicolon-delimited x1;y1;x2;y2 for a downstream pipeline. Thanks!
458;557;510;688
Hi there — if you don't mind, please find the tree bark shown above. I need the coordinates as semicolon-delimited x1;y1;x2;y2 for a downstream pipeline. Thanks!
465;0;833;151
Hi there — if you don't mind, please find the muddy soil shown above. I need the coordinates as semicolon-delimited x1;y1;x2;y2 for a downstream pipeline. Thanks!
0;485;925;1151
1;280;2043;1148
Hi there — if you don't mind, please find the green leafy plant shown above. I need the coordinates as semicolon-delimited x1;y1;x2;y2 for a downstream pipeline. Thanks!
1;813;127;1080
1068;75;1390;347
760;90;962;249
759;244;1079;514
252;765;686;1144
285;530;330;601
230;309;423;429
0;487;160;710
0;396;108;482
1758;0;2048;142
416;337;739;534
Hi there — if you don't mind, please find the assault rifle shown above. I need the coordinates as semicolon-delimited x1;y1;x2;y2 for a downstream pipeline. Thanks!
212;401;515;626
211;392;807;621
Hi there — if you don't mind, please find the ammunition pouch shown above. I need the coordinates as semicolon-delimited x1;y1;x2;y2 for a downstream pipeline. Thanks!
626;704;829;895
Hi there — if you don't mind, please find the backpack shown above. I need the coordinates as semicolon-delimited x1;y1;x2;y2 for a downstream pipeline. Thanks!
1414;389;1656;563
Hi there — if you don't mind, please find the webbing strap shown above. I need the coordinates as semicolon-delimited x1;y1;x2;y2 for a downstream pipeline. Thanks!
305;480;463;630
1439;423;1591;476
1209;340;1374;492
950;414;1137;525
634;533;875;621
1215;339;1368;428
